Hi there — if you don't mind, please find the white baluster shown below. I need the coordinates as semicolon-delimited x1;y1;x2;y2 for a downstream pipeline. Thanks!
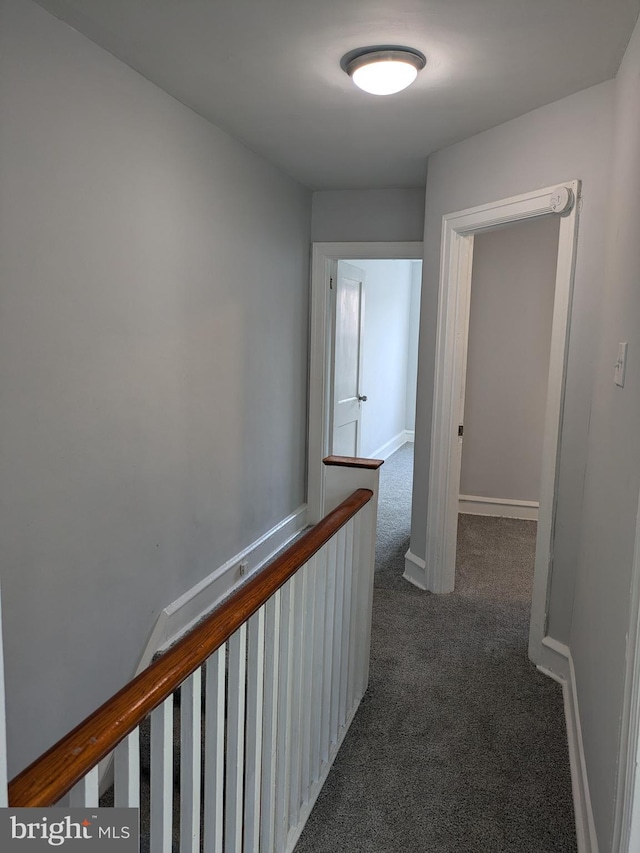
288;563;306;828
150;697;174;853
348;511;362;713
300;558;316;804
321;536;337;764
69;767;99;808
275;579;294;851
225;623;247;853
180;670;202;853
360;501;377;697
115;728;140;808
330;527;346;745
339;519;354;729
244;607;265;853
356;505;371;701
261;590;281;853
311;544;327;784
204;646;226;853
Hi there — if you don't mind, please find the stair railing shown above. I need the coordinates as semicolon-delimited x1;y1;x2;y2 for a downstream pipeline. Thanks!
7;457;382;853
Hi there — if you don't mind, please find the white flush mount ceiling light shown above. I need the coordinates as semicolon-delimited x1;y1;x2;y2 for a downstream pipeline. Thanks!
343;46;426;95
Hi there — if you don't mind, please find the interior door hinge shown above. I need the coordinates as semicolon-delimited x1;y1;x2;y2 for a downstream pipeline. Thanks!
329;276;333;290
458;424;464;437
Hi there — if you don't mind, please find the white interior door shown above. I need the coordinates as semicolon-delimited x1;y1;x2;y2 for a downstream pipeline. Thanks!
331;261;366;457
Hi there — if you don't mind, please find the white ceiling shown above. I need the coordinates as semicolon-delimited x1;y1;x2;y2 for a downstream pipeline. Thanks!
36;0;640;190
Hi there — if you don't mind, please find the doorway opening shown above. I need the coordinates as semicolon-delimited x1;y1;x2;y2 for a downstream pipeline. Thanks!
307;241;423;525
458;216;559;523
420;182;580;668
455;215;560;628
331;258;422;461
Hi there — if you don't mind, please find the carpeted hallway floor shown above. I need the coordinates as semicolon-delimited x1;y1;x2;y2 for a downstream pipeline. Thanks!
294;443;577;852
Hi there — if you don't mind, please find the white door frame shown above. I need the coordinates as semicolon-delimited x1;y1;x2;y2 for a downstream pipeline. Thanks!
421;181;580;666
308;241;423;524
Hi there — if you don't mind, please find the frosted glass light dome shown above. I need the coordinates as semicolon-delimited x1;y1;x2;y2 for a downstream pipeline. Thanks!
345;48;426;96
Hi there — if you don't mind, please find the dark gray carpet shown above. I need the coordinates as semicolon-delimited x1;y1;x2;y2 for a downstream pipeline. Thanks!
295;443;577;853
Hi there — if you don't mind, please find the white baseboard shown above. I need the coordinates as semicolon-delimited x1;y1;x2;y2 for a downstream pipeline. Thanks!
536;635;571;682
403;547;447;593
369;430;414;462
458;494;539;521
137;504;308;671
538;638;598;853
403;548;427;590
403;548;453;594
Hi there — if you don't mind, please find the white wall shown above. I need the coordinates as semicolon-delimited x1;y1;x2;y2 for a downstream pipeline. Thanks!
460;217;559;502
350;260;418;458
0;0;310;777
412;80;615;649
568;16;640;849
311;189;425;243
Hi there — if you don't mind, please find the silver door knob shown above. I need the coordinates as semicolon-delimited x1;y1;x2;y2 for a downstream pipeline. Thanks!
358;394;367;402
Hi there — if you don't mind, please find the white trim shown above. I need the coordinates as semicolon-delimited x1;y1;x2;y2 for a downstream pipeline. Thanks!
422;182;581;662
308;241;423;525
539;640;598;853
613;487;640;853
458;495;539;521
369;430;413;461
403;549;428;591
539;635;571;683
137;505;308;670
405;430;415;442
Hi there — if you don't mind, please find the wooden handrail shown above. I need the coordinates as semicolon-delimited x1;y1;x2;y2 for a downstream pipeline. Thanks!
9;488;373;807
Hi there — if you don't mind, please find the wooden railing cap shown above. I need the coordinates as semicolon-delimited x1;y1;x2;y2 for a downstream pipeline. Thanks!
323;455;384;470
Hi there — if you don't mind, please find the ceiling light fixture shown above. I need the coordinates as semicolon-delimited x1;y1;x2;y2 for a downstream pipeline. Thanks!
342;46;426;96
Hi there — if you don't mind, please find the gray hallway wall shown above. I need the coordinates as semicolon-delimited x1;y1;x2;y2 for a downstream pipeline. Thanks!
0;0;310;777
568;15;640;848
311;189;425;243
460;216;559;503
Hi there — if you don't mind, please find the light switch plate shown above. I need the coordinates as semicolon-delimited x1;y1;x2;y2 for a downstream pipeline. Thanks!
615;342;628;387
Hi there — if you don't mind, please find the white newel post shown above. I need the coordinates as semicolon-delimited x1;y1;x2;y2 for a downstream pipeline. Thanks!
0;586;7;806
322;457;381;518
322;456;382;693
